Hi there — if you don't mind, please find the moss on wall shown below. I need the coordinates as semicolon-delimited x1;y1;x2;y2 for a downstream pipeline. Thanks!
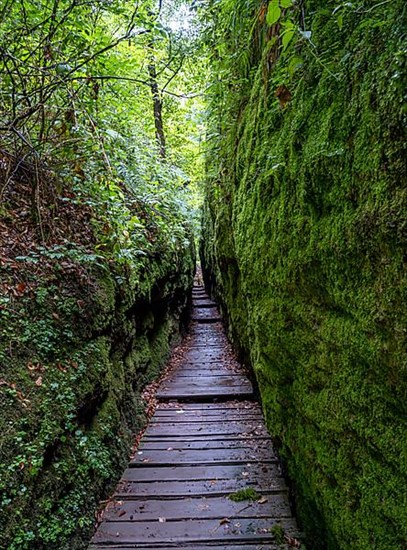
0;242;194;549
201;1;406;548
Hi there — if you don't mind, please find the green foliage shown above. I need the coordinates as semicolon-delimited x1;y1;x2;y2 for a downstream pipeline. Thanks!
201;0;406;548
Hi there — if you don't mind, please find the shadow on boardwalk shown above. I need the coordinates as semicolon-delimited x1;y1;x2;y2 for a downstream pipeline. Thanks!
89;285;301;549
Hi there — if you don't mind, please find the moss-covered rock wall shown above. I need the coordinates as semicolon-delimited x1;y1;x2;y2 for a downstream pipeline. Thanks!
201;1;406;548
1;236;194;549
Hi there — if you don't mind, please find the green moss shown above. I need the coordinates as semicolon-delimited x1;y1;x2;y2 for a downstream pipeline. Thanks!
202;2;406;549
229;488;260;502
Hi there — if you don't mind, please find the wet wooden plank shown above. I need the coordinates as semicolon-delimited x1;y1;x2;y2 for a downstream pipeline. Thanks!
91;517;299;545
162;365;246;377
161;375;249;388
166;374;243;382
115;477;287;498
187;326;222;333
130;446;277;465
123;463;279;481
158;400;261;414
145;420;264;437
183;350;228;362
156;388;254;401
191;308;222;322
143;440;270;447
139;438;271;451
153;404;260;412
150;415;263;424
187;337;224;344
151;413;263;423
187;343;229;349
102;494;293;522
90;545;291;549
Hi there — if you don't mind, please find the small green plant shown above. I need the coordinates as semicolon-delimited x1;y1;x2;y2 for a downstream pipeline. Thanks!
271;524;285;544
229;487;260;502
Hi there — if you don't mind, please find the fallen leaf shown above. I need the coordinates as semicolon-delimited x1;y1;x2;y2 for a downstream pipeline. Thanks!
35;376;42;386
219;518;230;525
16;282;26;294
284;534;302;547
257;496;268;504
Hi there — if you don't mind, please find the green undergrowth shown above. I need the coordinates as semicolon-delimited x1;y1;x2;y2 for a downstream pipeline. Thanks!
202;1;406;548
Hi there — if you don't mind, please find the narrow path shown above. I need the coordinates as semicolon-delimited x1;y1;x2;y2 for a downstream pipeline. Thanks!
90;285;300;549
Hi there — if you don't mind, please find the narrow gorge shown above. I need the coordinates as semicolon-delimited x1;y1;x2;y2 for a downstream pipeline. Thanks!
1;1;405;549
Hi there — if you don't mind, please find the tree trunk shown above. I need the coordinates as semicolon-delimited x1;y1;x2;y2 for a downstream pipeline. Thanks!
148;52;166;159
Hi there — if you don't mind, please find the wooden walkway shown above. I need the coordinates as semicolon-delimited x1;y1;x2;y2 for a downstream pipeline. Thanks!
89;285;300;549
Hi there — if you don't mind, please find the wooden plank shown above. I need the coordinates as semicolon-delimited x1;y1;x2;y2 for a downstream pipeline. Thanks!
144;422;267;438
189;325;222;332
91;517;299;545
192;305;218;313
192;310;222;322
115;476;287;498
130;447;277;465
154;407;262;417
175;362;236;371
183;350;227;361
142;436;272;445
187;335;225;342
167;370;243;378
186;344;228;349
150;414;263;423
161;376;249;388
156;388;254;401
152;414;262;422
156;402;259;411
90;545;292;549
139;439;271;451
123;463;279;482
101;494;293;522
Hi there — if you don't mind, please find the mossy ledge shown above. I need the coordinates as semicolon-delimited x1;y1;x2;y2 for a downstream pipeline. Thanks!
201;1;406;549
0;245;194;549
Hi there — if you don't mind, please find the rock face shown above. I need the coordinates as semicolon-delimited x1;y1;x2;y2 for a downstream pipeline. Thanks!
0;239;194;549
201;1;406;548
